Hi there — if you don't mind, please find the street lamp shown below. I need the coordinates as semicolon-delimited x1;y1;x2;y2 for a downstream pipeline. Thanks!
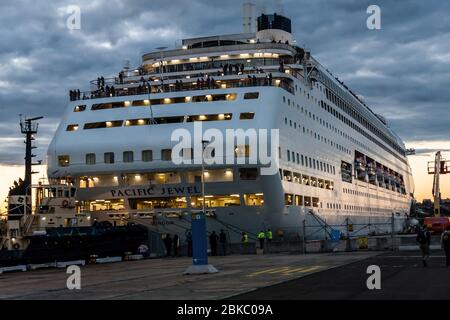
183;140;218;274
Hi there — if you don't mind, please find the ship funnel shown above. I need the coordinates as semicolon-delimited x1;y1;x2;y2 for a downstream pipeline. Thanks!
242;1;255;33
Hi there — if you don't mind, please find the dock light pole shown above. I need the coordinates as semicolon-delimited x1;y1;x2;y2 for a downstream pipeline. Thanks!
183;140;218;275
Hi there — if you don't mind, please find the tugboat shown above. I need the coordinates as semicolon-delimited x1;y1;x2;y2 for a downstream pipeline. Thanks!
0;117;149;268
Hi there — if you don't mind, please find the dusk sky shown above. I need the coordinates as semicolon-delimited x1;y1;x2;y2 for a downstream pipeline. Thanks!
0;0;449;206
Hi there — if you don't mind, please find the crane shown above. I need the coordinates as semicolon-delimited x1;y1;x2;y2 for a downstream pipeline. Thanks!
427;151;450;216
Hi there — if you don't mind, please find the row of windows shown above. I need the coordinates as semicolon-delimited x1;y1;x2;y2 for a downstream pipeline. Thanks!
283;94;373;158
324;87;404;157
76;168;259;188
284;194;320;207
73;92;259;113
67;112;255;131
320;100;406;164
280;169;335;190
343;188;407;201
284;117;351;156
317;70;405;155
58;145;253;167
285;150;336;175
80;193;265;212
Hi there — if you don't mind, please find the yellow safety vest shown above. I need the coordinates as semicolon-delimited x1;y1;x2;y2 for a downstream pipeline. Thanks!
242;234;249;243
267;231;273;240
258;232;265;239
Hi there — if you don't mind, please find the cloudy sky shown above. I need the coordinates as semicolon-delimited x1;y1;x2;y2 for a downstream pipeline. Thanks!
0;0;449;205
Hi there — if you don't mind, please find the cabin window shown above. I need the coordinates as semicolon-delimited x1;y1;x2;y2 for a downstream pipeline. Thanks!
240;112;255;120
244;92;259;100
284;194;293;205
239;168;258;180
123;151;134;163
244;193;264;206
161;149;172;161
295;195;303;206
66;124;79;131
86;153;96;165
304;196;312;207
142;150;153;162
191;195;241;208
58;155;70;167
104;152;115;164
73;105;86;112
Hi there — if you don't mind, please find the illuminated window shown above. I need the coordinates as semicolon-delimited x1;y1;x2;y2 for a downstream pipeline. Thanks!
86;153;96;165
244;193;264;206
66;124;79;131
142;150;153;162
84;120;123;129
129;197;187;210
284;194;293;205
295;195;303;206
58;155;70;167
304;196;312;207
313;197;319;207
234;145;250;157
73;105;86;112
104;152;115;164
191;195;241;208
123;151;134;163
187;169;233;183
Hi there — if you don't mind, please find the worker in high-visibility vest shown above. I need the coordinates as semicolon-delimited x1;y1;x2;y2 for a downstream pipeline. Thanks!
241;232;249;244
258;230;266;249
266;229;273;243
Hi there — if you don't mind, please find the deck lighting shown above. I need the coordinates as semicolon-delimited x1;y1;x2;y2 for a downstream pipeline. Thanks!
106;121;112;127
182;45;188;50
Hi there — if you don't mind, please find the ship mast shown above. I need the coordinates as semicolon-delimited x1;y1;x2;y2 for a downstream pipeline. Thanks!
20;116;43;196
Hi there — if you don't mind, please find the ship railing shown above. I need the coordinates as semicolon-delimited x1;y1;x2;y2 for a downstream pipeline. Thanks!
73;75;295;101
88;66;290;88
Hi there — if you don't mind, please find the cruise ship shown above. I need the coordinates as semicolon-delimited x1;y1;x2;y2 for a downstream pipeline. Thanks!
46;8;414;242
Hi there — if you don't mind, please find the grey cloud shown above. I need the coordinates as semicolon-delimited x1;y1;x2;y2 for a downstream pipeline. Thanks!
0;0;450;165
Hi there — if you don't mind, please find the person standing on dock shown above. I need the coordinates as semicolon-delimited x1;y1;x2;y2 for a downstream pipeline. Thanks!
186;230;193;257
258;230;266;250
241;232;249;244
173;234;179;257
219;229;227;256
209;231;218;256
164;234;173;257
266;229;273;243
441;226;450;267
416;224;431;267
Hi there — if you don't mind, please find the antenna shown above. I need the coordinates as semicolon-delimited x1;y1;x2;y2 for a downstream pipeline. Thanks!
242;1;255;33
